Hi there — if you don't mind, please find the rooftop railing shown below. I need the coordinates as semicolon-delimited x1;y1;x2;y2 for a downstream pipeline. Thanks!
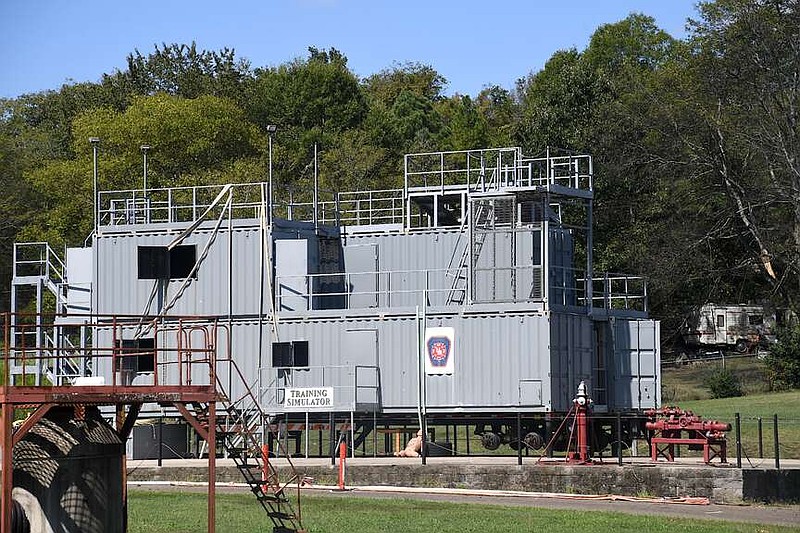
404;147;593;195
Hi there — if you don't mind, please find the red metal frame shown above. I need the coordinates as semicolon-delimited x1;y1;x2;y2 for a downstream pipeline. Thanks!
0;312;222;533
646;407;730;464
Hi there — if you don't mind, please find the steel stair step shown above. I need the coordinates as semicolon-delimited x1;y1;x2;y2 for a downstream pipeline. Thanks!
268;511;297;521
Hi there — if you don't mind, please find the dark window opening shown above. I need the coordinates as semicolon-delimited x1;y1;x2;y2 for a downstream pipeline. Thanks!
272;340;309;367
717;314;725;328
169;245;196;278
115;338;156;373
138;245;197;279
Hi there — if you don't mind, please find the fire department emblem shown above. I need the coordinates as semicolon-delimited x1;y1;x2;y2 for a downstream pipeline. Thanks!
427;336;450;367
424;326;455;375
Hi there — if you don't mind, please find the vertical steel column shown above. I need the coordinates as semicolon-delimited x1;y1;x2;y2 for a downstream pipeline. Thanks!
757;417;763;458
1;403;14;533
773;414;780;470
735;412;741;468
586;197;593;311
158;417;163;467
516;412;523;466
617;412;623;466
541;195;549;309
329;412;336;466
350;411;355;459
35;279;42;385
208;401;216;533
467;201;473;304
305;412;310;459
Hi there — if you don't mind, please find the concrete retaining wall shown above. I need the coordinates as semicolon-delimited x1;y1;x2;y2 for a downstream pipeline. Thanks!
742;470;800;503
128;463;751;504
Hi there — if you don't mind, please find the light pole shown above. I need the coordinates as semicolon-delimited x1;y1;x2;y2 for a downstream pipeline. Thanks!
89;137;100;230
141;145;150;195
266;125;277;222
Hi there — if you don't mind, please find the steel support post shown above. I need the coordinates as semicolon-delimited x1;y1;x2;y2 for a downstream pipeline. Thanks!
1;404;14;533
757;417;763;459
735;412;742;468
329;412;335;466
517;412;523;466
617;412;623;466
774;414;780;470
208;401;216;533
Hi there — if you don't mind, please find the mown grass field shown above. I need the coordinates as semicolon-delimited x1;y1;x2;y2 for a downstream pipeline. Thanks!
661;356;800;460
661;356;772;402
128;491;799;533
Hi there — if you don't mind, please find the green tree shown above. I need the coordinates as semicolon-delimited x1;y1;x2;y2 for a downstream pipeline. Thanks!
107;42;252;103
765;324;800;390
435;94;490;151
22;94;265;245
247;47;366;134
683;0;800;310
363;62;446;108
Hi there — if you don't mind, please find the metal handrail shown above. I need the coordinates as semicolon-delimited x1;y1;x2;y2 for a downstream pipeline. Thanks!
261;364;380;412
13;242;66;283
2;313;221;388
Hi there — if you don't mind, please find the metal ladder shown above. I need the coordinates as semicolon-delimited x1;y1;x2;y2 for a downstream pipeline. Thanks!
445;168;500;305
206;359;306;532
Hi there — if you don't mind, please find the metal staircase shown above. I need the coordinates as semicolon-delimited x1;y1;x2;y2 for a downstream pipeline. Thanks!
9;243;91;385
204;359;306;532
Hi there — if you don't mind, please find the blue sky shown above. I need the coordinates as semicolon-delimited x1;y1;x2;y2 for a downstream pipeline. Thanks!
0;1;699;99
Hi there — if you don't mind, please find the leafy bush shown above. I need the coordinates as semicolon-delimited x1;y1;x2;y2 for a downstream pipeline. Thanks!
704;368;743;398
765;324;800;390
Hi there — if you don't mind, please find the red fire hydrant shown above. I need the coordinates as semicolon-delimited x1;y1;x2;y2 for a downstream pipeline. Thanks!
567;381;592;465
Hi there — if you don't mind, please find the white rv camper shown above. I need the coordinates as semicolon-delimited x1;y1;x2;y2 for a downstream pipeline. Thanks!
681;303;777;355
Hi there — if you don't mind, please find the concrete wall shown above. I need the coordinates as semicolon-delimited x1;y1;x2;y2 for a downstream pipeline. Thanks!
129;463;755;503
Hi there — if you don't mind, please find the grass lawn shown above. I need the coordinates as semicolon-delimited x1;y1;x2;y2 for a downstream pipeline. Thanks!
660;356;800;460
128;491;799;533
661;356;772;402
677;390;800;460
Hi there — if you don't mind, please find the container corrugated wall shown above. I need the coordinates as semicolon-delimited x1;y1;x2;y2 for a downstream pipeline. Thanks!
96;222;268;317
273;310;551;413
549;312;594;412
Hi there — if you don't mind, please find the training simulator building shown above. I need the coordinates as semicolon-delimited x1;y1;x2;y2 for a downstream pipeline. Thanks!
9;146;660;453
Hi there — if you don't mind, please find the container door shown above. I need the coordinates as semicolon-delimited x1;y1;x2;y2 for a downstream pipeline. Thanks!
341;329;379;409
343;244;378;308
275;239;309;311
612;319;660;410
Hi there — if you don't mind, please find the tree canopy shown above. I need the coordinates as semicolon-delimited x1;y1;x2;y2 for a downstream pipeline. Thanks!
1;2;797;343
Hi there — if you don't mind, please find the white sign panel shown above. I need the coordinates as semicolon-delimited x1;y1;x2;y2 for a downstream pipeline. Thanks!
424;327;455;375
283;387;334;411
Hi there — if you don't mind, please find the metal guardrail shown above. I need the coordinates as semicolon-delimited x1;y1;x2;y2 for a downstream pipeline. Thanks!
2;313;223;389
275;265;647;311
13;242;66;283
404;147;593;194
260;365;381;413
99;183;268;226
99;182;406;229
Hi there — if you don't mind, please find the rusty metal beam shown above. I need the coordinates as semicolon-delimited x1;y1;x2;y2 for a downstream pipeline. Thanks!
1;403;14;533
208;400;216;533
117;402;142;440
174;402;209;442
12;403;52;447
